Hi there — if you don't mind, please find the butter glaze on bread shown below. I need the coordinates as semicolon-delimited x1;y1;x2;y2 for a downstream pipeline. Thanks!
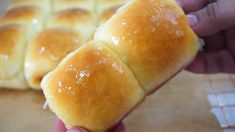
41;0;200;131
42;42;144;131
0;2;49;89
25;28;82;89
0;24;28;89
25;4;95;89
95;0;199;93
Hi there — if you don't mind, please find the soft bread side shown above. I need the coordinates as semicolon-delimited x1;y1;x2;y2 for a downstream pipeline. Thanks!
0;24;28;89
0;6;47;37
25;28;82;89
8;0;51;15
41;0;200;131
47;8;95;43
95;0;200;94
96;0;128;26
41;42;145;131
53;0;95;13
0;0;52;89
25;0;95;89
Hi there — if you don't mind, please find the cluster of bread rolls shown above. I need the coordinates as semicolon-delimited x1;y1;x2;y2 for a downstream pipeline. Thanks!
41;0;201;131
0;0;128;89
0;0;50;89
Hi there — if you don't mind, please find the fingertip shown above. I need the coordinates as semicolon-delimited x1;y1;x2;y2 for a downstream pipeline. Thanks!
108;121;125;132
53;118;67;132
186;53;206;73
187;14;199;27
67;127;88;132
114;122;125;132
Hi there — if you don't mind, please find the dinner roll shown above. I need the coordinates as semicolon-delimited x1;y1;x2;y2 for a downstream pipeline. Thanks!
53;0;95;13
47;8;94;43
96;0;128;25
41;42;144;131
0;24;28;89
8;0;51;14
25;28;82;89
42;0;200;131
95;0;200;94
0;6;46;39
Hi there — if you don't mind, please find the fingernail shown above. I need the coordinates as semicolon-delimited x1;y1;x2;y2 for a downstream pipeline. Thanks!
187;15;198;27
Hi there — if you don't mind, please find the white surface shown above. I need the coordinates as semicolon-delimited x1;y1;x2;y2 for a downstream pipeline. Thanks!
206;75;235;130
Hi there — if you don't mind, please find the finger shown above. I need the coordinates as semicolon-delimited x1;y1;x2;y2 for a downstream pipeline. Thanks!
186;52;206;73
53;118;67;132
176;0;216;13
67;127;88;132
225;26;235;57
113;122;125;132
187;0;235;36
204;32;225;52
108;122;125;132
186;50;235;73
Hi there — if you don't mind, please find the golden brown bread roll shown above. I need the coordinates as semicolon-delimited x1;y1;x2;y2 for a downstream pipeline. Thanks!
98;5;122;25
0;6;46;39
95;0;200;94
8;0;51;14
0;24;28;89
41;0;201;131
25;28;83;89
47;8;95;43
42;42;144;131
25;5;95;89
0;2;50;89
96;0;128;25
53;0;95;12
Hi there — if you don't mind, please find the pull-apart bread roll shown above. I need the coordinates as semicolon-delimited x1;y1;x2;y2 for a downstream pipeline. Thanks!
0;24;28;89
25;7;94;89
0;6;46;39
47;8;94;42
96;0;128;25
52;0;96;40
8;0;51;14
53;0;95;13
42;0;200;131
25;28;82;89
42;42;144;131
95;0;200;94
0;4;49;89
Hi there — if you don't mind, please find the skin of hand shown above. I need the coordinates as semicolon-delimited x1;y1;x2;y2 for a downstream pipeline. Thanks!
177;0;235;73
53;118;124;132
53;0;235;131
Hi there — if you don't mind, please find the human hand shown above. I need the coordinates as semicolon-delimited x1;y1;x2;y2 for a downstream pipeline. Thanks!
53;118;125;132
177;0;235;73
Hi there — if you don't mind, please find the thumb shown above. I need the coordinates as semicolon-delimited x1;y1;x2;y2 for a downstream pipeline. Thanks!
186;0;235;36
